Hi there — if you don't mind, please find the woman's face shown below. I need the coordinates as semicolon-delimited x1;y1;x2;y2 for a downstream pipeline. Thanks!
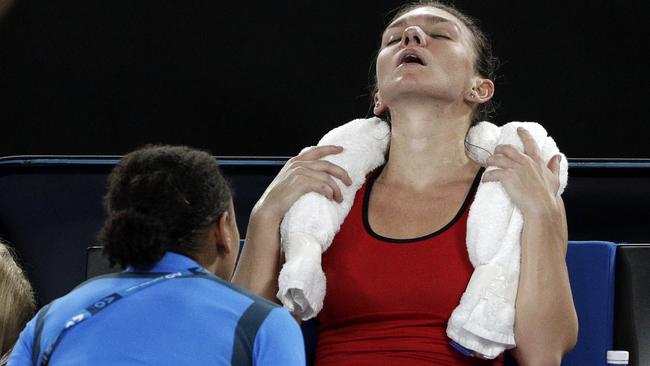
375;6;477;108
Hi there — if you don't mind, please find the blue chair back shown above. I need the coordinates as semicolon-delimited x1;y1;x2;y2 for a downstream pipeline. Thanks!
559;241;617;365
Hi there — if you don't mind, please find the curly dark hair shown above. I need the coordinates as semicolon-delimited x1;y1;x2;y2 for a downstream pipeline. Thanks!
372;0;499;126
98;145;232;268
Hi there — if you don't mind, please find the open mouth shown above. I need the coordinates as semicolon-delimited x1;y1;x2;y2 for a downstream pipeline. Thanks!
399;51;425;66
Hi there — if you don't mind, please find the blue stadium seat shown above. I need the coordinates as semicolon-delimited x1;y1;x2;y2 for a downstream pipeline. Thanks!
563;241;617;365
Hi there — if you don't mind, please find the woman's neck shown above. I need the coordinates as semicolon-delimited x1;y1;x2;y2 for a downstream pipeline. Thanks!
379;100;479;189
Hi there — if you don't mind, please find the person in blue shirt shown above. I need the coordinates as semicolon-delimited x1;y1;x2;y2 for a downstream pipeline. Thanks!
8;145;305;366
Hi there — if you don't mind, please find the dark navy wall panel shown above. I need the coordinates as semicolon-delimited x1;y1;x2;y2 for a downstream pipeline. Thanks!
1;157;649;307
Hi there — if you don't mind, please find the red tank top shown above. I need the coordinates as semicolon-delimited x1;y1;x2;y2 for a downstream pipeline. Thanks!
316;167;503;365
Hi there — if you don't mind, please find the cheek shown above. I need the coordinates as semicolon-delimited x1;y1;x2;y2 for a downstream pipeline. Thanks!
375;50;392;84
442;45;474;75
429;47;474;86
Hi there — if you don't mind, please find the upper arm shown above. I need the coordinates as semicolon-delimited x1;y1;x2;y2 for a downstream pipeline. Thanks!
253;308;305;366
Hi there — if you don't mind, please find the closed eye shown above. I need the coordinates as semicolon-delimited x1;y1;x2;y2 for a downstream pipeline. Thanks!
430;34;451;40
386;37;401;46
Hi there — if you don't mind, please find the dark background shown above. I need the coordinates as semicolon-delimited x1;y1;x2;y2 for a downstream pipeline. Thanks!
0;0;647;158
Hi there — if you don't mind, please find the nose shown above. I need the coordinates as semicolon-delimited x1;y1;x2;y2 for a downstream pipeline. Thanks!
401;26;427;47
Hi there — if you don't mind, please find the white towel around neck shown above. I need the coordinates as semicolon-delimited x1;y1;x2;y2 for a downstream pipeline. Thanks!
278;117;568;359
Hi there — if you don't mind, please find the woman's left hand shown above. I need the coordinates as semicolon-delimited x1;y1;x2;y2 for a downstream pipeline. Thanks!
482;127;562;216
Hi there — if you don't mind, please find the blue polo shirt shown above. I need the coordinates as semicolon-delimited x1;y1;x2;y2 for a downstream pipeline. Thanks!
9;252;305;366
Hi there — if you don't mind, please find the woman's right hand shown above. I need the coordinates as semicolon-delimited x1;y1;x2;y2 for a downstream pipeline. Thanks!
253;145;353;222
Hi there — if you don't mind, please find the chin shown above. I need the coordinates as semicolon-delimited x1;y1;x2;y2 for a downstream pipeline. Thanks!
391;81;436;97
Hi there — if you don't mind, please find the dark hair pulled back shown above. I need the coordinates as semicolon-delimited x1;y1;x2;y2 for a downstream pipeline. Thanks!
98;145;232;268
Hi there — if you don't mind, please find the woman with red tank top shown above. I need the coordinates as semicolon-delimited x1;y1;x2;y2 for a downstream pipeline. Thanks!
317;167;498;365
233;2;577;365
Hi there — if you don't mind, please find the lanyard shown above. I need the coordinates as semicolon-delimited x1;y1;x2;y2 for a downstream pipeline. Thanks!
40;267;209;366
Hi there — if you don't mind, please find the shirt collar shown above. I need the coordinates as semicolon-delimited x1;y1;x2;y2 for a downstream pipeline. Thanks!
125;251;204;273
